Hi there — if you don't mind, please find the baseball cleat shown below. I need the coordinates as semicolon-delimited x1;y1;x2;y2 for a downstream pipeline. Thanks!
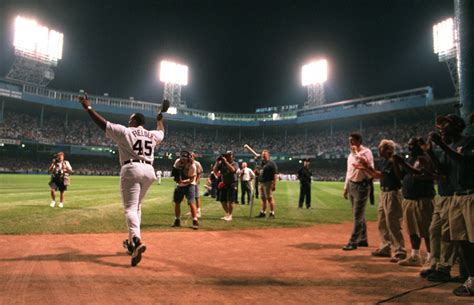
50;201;56;208
58;202;63;208
131;242;146;267
122;239;133;255
192;220;199;230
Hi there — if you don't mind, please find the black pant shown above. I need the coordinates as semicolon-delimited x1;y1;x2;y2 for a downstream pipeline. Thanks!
241;181;252;204
298;183;311;208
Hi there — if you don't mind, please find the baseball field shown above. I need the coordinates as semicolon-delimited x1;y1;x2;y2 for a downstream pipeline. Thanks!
0;175;468;304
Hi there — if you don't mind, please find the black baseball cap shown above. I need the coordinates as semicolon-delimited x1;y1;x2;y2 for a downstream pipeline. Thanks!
436;114;466;132
180;150;190;159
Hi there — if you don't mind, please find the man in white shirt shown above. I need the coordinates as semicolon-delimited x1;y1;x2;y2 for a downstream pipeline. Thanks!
79;95;165;267
240;162;255;205
191;152;203;217
342;132;374;251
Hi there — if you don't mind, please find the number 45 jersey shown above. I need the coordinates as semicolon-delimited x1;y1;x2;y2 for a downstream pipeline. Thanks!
106;122;164;165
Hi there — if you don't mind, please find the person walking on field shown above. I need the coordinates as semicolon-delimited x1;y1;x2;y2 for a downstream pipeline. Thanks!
79;95;166;267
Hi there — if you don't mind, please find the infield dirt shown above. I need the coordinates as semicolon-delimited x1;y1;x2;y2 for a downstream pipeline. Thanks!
0;222;470;304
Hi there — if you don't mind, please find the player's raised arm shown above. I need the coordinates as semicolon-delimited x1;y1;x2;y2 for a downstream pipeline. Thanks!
78;94;107;131
156;99;170;132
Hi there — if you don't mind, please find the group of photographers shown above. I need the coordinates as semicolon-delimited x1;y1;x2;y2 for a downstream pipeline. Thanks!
349;114;474;297
170;149;279;226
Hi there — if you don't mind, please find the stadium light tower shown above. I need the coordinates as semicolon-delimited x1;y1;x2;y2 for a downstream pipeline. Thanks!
159;60;188;108
302;59;327;108
433;17;459;96
6;16;64;87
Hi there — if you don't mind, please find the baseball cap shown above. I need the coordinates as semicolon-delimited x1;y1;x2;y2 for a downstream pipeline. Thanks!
224;150;233;156
180;150;190;159
436;114;466;132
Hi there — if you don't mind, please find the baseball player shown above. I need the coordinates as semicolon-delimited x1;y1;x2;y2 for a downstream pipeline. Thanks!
79;95;167;267
48;152;73;208
156;170;162;185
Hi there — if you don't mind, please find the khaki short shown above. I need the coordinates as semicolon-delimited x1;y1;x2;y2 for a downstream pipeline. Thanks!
259;181;274;201
449;193;474;242
402;198;434;238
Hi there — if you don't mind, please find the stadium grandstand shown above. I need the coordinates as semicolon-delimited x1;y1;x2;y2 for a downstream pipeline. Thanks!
0;78;459;179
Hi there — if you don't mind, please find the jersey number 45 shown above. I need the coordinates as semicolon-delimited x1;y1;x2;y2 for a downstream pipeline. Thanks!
133;140;153;156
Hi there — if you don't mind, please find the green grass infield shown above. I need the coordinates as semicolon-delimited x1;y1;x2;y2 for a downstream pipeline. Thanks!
0;174;379;235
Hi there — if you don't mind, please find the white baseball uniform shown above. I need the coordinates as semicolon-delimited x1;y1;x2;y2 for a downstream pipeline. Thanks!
106;122;164;242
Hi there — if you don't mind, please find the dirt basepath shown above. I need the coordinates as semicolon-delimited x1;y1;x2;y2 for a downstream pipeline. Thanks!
0;222;470;304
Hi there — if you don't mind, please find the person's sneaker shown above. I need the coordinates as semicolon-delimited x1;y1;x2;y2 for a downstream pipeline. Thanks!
197;210;201;218
171;218;181;227
342;243;357;251
452;281;474;296
427;270;452;282
255;212;266;218
58;202;63;208
357;241;368;247
372;247;391;258
398;255;423;266
122;239;133;255
192;220;199;230
50;201;56;208
224;215;233;221
268;213;275;219
390;252;407;263
220;215;228;220
131;240;146;267
420;267;435;278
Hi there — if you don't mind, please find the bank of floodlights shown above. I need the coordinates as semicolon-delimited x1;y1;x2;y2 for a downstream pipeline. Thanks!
159;60;188;108
302;59;327;108
6;16;64;87
433;17;459;96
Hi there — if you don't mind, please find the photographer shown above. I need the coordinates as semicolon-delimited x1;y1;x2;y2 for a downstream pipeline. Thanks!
171;151;198;229
213;151;239;221
48;152;72;208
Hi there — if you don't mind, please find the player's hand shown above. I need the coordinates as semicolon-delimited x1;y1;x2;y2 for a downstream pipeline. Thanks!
429;131;442;145
78;94;91;109
343;189;348;200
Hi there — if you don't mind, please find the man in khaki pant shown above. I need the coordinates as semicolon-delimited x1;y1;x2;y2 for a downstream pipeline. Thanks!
357;139;406;262
430;114;474;297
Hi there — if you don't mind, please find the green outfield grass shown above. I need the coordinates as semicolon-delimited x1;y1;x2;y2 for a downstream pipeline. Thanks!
0;174;379;235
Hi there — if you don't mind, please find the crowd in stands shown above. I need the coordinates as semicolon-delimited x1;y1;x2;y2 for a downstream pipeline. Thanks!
1;110;435;156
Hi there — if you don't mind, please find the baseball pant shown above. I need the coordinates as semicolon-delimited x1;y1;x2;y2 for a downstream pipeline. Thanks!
348;181;369;245
430;196;457;271
378;190;405;253
120;163;156;242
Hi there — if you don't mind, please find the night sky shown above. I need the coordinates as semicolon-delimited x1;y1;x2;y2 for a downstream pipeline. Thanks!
0;0;454;113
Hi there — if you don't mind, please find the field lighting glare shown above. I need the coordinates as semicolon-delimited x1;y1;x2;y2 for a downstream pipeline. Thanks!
433;18;455;55
302;59;328;86
167;107;178;115
159;60;188;86
13;16;64;65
